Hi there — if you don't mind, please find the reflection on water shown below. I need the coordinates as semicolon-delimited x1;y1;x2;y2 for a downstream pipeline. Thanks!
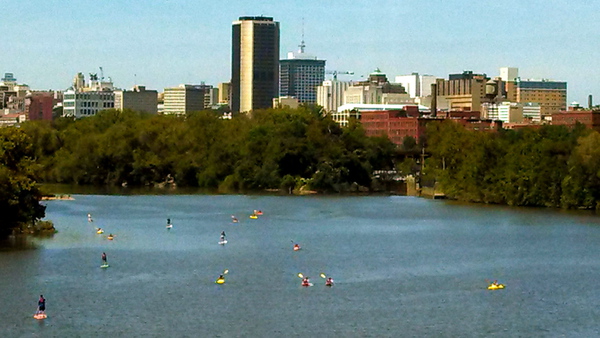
2;195;600;336
0;235;38;252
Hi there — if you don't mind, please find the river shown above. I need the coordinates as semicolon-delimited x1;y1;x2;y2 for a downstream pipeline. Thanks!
1;195;600;337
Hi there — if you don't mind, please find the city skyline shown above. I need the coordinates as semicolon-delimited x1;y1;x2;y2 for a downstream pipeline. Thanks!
2;0;598;105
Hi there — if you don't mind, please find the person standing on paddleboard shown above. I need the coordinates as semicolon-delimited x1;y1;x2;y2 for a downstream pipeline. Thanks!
37;295;46;314
102;252;107;265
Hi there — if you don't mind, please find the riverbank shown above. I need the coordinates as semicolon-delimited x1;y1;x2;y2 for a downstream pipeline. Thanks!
41;194;74;201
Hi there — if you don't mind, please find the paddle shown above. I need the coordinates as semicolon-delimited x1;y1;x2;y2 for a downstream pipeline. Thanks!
223;269;229;275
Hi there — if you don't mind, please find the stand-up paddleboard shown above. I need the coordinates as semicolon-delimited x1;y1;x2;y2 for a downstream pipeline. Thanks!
218;240;228;245
33;313;47;320
166;224;173;229
101;264;110;268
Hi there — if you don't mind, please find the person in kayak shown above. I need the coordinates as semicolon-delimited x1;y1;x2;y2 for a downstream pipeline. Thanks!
325;277;334;286
293;243;301;251
302;277;310;286
231;215;238;223
37;295;46;314
102;252;107;265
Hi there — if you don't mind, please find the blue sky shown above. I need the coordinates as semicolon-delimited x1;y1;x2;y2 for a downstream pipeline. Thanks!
2;0;598;104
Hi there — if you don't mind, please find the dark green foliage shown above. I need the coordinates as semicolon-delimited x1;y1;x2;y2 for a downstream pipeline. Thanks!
0;127;46;239
21;107;397;193
426;121;598;209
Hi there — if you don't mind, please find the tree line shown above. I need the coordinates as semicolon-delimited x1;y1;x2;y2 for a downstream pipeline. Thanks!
20;107;397;193
425;120;600;209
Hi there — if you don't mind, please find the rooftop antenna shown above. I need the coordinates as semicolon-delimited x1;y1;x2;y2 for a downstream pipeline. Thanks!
298;17;306;54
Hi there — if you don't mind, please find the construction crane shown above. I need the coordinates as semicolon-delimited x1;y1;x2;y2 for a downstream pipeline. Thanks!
326;70;354;80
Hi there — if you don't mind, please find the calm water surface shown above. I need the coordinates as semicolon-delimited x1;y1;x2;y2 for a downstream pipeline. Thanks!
2;195;600;337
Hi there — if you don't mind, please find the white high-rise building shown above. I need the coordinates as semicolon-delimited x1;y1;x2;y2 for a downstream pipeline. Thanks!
499;67;519;82
394;73;437;98
62;72;115;118
317;80;350;113
63;89;115;118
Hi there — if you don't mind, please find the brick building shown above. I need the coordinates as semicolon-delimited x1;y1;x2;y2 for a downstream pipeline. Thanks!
361;108;501;146
552;110;600;132
26;93;54;120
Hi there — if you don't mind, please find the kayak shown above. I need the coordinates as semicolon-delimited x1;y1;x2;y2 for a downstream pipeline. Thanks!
96;229;104;234
249;215;258;219
215;278;225;284
301;283;313;287
488;284;505;290
325;282;333;287
107;236;114;240
256;211;263;215
293;246;301;251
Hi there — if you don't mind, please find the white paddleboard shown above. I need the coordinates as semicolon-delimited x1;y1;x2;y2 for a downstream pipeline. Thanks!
101;264;110;268
218;240;228;245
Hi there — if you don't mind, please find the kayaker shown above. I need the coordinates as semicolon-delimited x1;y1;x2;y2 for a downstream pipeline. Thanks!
493;280;499;286
325;277;334;286
302;277;310;286
231;215;238;222
37;295;46;314
293;244;301;251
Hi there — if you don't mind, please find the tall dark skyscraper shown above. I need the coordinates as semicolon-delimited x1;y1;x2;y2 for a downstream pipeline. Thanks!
279;40;325;105
231;16;280;113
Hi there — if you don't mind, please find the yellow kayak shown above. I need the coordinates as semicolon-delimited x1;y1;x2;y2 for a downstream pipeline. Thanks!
487;284;505;290
249;215;258;219
96;229;104;234
215;278;225;284
107;236;114;240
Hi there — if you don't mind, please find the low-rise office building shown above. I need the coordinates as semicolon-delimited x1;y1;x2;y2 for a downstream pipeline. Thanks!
163;84;207;115
114;85;158;114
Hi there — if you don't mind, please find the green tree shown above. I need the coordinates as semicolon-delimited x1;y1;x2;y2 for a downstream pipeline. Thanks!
0;127;46;238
